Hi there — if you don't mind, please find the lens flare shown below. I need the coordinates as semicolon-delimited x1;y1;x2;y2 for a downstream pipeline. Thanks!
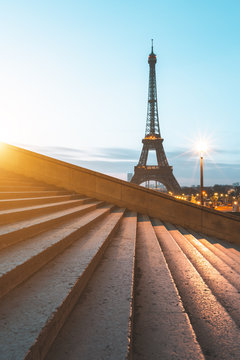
196;141;208;155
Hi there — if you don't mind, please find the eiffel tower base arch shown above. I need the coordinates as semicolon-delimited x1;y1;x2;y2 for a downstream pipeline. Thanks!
131;166;181;194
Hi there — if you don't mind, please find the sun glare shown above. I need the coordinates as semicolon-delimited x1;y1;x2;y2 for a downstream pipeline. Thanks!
196;141;208;155
189;131;215;157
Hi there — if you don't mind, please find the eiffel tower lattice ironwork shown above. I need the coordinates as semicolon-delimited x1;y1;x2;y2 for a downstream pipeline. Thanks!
131;41;181;193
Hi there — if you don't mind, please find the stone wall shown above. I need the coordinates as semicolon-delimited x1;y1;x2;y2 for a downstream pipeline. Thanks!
0;142;239;244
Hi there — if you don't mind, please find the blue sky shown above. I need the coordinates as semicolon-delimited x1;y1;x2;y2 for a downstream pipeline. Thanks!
0;0;239;185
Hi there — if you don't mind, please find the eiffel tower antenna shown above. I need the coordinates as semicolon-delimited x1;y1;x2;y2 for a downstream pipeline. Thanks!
131;45;181;193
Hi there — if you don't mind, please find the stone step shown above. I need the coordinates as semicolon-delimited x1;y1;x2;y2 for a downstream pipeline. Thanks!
186;229;240;274
1;169;240;359
229;247;240;258
0;198;93;225
132;215;203;360
0;194;84;210
46;211;136;360
0;200;103;250
178;226;240;280
0;205;115;298
165;222;240;328
0;190;72;199
191;232;240;264
152;218;240;359
213;240;240;262
0;208;124;360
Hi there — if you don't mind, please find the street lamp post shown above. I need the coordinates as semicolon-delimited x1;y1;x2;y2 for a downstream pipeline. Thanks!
197;141;207;206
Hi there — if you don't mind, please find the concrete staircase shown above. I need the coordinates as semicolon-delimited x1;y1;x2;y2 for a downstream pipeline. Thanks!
1;170;240;359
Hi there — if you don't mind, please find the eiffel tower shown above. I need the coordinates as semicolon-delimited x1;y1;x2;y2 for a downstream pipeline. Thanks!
131;41;181;193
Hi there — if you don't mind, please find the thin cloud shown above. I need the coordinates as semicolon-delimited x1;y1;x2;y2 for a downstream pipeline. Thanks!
15;143;240;186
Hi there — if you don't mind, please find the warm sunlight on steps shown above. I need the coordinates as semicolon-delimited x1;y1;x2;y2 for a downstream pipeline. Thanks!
1;169;240;360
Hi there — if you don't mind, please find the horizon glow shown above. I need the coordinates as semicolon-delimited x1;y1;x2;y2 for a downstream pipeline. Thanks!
0;0;239;185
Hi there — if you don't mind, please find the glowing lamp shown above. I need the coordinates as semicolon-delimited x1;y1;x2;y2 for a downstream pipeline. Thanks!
196;141;208;155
